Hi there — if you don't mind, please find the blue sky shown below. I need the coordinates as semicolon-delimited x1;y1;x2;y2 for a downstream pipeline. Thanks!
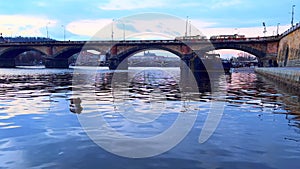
0;0;299;41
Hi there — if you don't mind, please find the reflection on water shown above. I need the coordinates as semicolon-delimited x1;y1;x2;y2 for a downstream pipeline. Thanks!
69;98;83;114
0;67;300;168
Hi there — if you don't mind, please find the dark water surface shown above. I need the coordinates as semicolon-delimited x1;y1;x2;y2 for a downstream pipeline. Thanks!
0;67;299;169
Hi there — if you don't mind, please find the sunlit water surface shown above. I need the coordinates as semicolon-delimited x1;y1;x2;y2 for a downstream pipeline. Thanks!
0;67;299;169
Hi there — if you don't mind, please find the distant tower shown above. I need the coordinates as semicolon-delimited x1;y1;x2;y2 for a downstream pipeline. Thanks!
0;33;5;43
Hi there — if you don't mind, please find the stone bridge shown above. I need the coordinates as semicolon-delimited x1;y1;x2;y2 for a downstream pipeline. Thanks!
0;36;280;68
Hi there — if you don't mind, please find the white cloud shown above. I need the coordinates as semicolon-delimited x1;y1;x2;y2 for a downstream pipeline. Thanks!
65;16;290;41
66;16;214;40
0;15;56;37
35;1;48;7
66;19;112;38
99;0;169;10
99;0;242;11
201;24;290;37
190;19;217;29
210;0;241;9
1;14;289;42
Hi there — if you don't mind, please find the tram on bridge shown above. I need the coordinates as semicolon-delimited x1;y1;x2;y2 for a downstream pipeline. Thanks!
210;34;246;41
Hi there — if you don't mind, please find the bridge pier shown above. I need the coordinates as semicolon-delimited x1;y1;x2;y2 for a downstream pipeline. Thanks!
180;55;192;87
259;54;278;67
180;54;193;78
108;58;128;70
0;58;15;68
45;58;69;68
180;54;210;90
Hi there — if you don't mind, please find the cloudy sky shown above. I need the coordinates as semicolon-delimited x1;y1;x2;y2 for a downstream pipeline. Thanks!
0;0;298;41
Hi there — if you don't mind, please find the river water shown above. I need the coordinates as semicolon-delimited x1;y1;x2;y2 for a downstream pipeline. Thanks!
0;66;299;169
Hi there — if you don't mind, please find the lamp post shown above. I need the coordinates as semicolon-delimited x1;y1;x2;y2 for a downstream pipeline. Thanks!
189;20;192;37
61;25;66;41
112;19;115;41
277;23;280;35
46;25;49;38
262;22;267;37
46;22;50;39
291;5;296;27
185;16;189;38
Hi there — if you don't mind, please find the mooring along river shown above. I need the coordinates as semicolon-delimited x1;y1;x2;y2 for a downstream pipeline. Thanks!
0;67;299;169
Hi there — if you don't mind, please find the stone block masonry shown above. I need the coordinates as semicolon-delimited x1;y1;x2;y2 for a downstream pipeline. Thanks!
278;25;300;67
255;67;300;90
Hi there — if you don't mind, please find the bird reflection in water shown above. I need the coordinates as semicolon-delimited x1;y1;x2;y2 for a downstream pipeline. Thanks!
69;98;83;114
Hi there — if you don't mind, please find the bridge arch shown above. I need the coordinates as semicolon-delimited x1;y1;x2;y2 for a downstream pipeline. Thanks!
0;47;47;59
53;46;102;59
112;45;185;63
46;46;104;68
204;43;266;59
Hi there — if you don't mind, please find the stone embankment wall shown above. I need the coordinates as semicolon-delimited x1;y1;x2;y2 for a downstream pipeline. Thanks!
278;25;300;67
255;68;300;89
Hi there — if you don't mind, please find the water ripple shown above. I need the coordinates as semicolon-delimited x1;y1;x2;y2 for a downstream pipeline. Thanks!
0;67;300;168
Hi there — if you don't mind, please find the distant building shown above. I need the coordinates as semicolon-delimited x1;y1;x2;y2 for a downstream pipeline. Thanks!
2;36;56;43
204;53;221;59
128;51;180;67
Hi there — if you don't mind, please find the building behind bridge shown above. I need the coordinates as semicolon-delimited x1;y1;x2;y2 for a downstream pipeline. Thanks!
0;35;55;43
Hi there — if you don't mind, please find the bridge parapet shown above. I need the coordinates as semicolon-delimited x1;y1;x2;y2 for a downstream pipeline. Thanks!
281;21;300;37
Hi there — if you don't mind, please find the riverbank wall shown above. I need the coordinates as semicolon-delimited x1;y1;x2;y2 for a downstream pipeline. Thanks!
277;24;300;67
255;67;300;90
